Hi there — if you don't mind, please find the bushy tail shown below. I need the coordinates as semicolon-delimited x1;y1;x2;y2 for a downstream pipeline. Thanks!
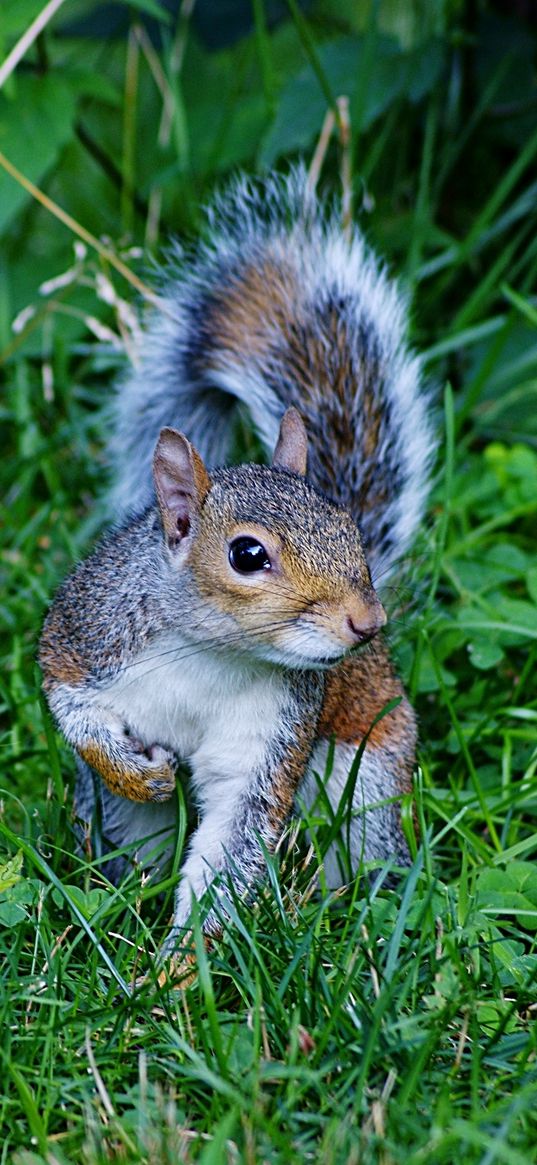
110;167;434;580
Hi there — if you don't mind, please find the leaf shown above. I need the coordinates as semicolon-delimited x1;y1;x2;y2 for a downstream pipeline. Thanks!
0;876;39;928
494;596;537;642
451;543;528;596
66;0;173;26
0;849;23;892
197;1109;238;1165
475;1000;517;1034
0;900;28;927
0;74;78;233
483;542;528;579
52;884;108;917
63;69;121;107
467;639;504;671
527;566;537;605
415;647;456;693
115;0;172;19
260;34;444;166
181;37;270;176
463;319;537;449
457;597;537;648
192;93;268;176
476;862;537;932
405;890;446;928
423;960;460;1007
0;0;47;39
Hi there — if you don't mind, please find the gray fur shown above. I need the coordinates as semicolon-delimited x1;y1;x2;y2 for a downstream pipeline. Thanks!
109;167;434;581
40;169;432;954
73;758;177;883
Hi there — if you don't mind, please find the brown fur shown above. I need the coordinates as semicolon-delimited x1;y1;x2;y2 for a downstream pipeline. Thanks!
199;259;396;549
189;509;382;655
283;317;390;528
79;742;175;802
192;255;386;502
206;254;294;361
38;171;431;963
185;463;379;665
267;717;319;834
39;618;87;687
319;637;416;786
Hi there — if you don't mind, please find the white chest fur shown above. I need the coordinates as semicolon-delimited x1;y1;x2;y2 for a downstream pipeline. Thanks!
93;632;288;787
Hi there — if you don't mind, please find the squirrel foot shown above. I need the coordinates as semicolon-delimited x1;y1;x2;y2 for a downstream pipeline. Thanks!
134;931;212;993
158;947;199;991
154;914;221;991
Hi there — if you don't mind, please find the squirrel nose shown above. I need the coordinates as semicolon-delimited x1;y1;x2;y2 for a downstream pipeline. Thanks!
345;601;386;645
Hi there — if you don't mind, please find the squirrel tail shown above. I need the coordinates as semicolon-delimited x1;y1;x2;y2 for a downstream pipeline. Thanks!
110;167;434;580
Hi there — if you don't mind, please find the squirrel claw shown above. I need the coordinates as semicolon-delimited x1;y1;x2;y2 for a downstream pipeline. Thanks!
158;950;198;990
144;744;176;799
133;932;200;994
147;779;175;801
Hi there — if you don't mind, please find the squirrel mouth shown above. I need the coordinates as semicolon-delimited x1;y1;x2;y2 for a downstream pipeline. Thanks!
307;636;376;669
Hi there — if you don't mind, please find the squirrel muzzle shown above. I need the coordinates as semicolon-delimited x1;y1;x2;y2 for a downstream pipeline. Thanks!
338;593;387;650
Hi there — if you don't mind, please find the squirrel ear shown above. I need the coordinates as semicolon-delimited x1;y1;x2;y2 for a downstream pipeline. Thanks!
153;427;210;547
272;407;308;476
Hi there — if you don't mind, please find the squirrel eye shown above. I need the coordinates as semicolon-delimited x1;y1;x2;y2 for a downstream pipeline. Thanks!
229;536;271;574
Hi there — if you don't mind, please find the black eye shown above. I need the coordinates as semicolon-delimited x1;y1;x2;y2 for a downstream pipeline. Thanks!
229;536;271;574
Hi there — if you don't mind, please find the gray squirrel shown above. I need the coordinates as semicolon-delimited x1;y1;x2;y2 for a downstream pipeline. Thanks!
39;168;433;961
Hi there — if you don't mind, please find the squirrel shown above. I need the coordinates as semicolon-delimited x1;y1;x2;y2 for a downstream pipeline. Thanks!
39;167;433;958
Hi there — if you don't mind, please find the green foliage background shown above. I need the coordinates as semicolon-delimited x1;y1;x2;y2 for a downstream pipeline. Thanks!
0;1;537;1162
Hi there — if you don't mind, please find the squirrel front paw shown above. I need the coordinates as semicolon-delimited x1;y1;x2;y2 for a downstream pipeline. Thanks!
78;733;176;803
133;742;177;802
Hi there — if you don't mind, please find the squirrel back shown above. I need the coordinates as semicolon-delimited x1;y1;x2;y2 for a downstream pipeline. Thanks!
110;167;433;581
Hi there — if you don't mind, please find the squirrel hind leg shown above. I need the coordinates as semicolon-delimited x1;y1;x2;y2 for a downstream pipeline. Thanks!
300;739;412;888
300;733;413;890
73;759;178;885
301;646;415;886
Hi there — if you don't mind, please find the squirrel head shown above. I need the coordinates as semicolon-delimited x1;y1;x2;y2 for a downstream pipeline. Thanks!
153;410;386;668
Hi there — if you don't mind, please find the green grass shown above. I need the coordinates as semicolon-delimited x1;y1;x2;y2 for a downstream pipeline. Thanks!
1;2;537;1162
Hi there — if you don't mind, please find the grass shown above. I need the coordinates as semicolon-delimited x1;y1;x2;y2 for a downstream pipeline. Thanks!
1;2;537;1162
